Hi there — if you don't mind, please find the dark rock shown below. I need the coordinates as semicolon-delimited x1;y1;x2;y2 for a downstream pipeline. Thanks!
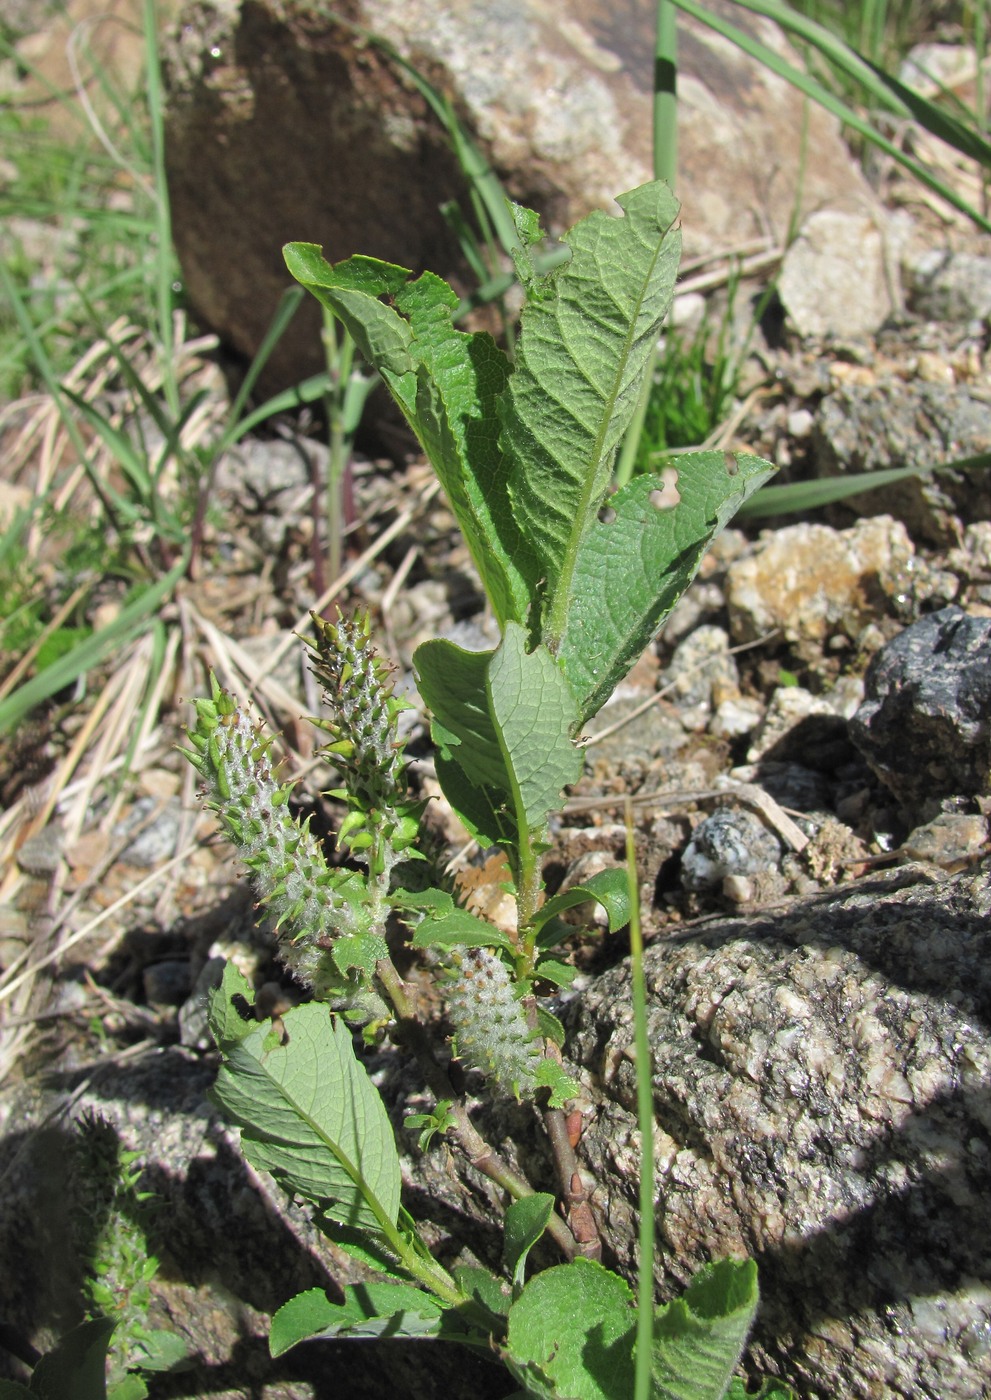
162;0;874;395
849;605;991;810
566;864;991;1400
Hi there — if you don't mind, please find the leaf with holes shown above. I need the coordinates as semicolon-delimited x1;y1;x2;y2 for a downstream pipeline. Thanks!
558;452;776;724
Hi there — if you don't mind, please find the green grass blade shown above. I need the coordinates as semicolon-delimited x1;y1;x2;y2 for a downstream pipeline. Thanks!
142;0;179;416
625;803;653;1400
226;372;333;442
0;554;188;736
59;385;155;504
738;451;991;517
668;0;991;235
654;0;678;187
218;286;306;450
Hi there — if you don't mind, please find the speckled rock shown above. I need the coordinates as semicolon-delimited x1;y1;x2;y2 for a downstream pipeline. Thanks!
849;604;991;810
746;682;862;772
906;249;991;323
565;864;991;1400
680;807;782;893
662;624;740;732
725;516;914;655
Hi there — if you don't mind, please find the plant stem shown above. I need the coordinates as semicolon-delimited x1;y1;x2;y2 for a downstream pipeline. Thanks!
375;957;582;1261
543;1105;601;1261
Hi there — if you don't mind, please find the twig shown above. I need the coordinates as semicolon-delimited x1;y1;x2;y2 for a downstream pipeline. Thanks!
375;957;582;1262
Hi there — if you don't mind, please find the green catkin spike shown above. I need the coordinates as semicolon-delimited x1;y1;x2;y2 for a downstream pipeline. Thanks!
445;946;543;1100
306;611;422;872
183;687;367;1000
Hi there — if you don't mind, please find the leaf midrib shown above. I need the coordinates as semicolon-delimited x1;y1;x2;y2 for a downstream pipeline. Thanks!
543;239;669;649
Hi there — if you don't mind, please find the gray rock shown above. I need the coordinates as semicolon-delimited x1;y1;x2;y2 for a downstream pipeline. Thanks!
813;379;991;545
162;0;874;394
114;796;184;867
779;210;894;338
565;864;991;1400
906;249;991;323
849;605;991;811
662;624;739;732
680;807;782;892
746;683;861;772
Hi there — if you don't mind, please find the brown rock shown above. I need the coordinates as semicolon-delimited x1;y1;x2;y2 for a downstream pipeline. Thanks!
162;0;875;393
726;516;914;656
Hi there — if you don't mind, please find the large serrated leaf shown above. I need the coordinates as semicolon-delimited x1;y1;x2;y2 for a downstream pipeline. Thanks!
504;1257;635;1400
211;1001;401;1233
501;180;682;643
281;245;413;377
559;451;776;724
270;1283;447;1355
415;624;582;843
394;274;536;625
650;1258;759;1400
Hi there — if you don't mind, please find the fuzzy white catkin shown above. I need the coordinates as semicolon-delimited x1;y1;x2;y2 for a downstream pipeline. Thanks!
445;946;542;1099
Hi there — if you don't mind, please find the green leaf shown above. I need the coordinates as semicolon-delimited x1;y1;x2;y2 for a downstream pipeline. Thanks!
505;1257;635;1400
391;273;536;625
533;867;632;937
410;905;515;954
331;931;389;979
415;623;582;845
503;1194;555;1292
270;1283;447;1355
284;243;536;625
281;246;413;376
451;1265;512;1322
500;180;681;645
311;1218;403;1275
650;1259;760;1400
725;1380;796;1400
558;452;775;724
107;1378;148;1400
211;1001;401;1233
29;1317;116;1400
404;1099;457;1152
533;1058;579;1109
207;960;258;1048
130;1329;190;1373
533;959;576;990
534;1003;567;1046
